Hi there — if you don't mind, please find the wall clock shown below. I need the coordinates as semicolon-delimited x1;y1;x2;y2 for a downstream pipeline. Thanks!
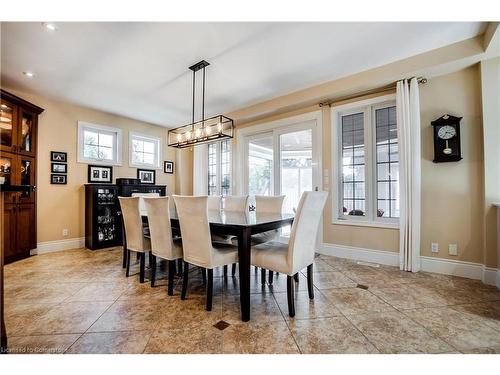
431;114;462;163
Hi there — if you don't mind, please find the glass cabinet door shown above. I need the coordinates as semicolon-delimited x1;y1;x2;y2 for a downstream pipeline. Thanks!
0;100;18;153
0;153;16;203
18;109;36;156
18;156;35;203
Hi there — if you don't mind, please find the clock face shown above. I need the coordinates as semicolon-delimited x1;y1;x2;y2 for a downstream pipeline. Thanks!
437;125;456;140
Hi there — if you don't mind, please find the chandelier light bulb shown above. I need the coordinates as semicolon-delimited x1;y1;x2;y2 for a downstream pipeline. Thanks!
177;134;182;143
195;128;201;138
217;122;223;133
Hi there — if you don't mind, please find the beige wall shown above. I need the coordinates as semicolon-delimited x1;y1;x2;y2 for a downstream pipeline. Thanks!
233;65;487;265
419;65;485;264
480;57;500;268
2;86;177;244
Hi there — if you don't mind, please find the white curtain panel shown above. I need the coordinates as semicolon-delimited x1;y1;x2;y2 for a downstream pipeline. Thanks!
396;78;421;272
192;144;208;196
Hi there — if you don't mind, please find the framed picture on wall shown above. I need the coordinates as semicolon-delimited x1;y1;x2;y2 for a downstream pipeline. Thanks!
51;151;67;162
164;161;174;174
137;169;155;184
51;162;67;174
51;174;67;185
88;165;113;183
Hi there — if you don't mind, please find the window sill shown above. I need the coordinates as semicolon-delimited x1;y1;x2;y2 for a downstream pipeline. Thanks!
129;163;161;170
331;219;399;230
77;158;122;166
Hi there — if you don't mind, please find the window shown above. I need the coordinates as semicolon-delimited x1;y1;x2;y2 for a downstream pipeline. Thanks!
129;132;161;168
207;139;231;196
332;95;399;226
78;121;122;165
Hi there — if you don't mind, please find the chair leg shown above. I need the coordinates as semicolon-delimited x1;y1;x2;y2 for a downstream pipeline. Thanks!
177;258;183;276
206;269;213;311
261;268;266;284
150;254;157;287
293;273;299;283
201;268;207;285
307;264;314;300
268;270;274;285
167;260;175;296
287;275;295;317
223;265;228;279
139;252;146;283
125;250;131;277
122;246;127;268
181;262;189;300
231;263;237;276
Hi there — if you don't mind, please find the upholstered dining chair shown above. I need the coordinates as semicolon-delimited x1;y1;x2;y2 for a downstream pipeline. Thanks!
250;191;328;317
223;195;249;212
252;195;285;284
217;195;249;276
119;196;151;283
207;195;222;211
143;196;183;295
173;195;239;311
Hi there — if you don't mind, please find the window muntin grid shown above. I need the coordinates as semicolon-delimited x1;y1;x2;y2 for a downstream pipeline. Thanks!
341;112;365;216
375;106;399;218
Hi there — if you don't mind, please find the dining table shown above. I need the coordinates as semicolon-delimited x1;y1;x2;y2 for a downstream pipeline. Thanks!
138;208;295;322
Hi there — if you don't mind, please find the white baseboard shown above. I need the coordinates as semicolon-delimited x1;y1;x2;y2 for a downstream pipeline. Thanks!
319;243;499;288
32;237;85;255
319;243;399;267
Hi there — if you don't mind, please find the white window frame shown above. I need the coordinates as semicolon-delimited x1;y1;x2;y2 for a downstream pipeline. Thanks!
331;94;399;229
207;139;232;196
129;132;162;169
77;121;122;166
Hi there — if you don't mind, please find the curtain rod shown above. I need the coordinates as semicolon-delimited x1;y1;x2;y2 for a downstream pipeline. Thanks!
319;76;427;107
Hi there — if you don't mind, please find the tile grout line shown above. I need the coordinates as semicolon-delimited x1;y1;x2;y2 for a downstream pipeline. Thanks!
364;283;463;353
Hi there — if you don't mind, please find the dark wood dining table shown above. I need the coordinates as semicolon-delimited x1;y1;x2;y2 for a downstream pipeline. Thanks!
140;209;294;322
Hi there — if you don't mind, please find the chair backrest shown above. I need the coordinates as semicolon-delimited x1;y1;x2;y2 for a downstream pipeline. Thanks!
172;195;213;268
287;191;328;274
132;192;160;216
143;196;181;260
207;195;222;211
224;195;249;212
255;195;285;214
118;196;147;252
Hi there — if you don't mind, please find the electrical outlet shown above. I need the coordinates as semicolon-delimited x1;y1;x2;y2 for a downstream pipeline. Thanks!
62;229;69;237
448;243;458;256
431;242;439;253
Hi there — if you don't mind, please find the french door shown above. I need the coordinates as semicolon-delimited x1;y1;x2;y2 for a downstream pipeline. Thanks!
243;119;320;221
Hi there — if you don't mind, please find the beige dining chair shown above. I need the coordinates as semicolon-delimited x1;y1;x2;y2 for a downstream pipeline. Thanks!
252;195;285;284
207;195;222;210
143;196;183;295
223;195;249;212
217;195;249;277
173;195;239;311
119;196;151;283
250;191;328;317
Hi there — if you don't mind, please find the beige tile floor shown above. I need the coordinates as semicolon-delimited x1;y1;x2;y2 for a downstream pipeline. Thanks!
4;247;500;354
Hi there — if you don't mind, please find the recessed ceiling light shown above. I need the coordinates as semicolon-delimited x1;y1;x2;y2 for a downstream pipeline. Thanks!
0;104;7;109
42;22;57;31
23;71;35;78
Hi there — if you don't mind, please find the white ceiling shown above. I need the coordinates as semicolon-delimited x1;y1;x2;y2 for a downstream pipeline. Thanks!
0;22;486;127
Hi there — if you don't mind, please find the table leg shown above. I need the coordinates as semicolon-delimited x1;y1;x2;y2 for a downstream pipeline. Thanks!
238;227;251;322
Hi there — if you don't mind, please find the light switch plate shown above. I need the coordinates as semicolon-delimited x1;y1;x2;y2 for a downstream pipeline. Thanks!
448;244;458;256
431;242;439;253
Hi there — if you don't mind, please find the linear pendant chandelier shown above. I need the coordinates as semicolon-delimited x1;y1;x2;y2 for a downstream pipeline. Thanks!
167;60;234;148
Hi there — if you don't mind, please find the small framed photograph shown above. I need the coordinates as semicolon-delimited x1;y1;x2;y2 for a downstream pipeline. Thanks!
51;151;67;163
88;165;113;183
164;161;174;174
51;174;67;185
137;169;155;184
51;162;67;174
